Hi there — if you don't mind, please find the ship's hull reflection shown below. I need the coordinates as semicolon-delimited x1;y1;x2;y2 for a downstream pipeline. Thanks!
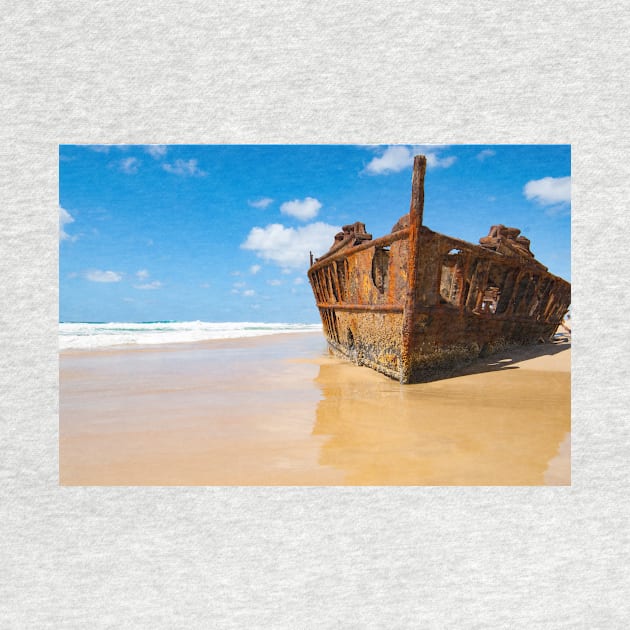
311;356;570;485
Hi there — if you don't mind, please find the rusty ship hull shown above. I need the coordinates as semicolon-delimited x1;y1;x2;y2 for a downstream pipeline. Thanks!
307;155;571;384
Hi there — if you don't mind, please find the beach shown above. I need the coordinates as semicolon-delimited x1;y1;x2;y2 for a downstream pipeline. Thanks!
60;332;570;485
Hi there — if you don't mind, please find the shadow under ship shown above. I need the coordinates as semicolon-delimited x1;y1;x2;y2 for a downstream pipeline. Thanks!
307;155;571;384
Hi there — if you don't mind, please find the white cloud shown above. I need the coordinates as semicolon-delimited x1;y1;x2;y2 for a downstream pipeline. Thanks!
364;146;412;174
59;207;75;241
145;145;167;159
413;145;457;169
476;148;496;161
136;269;149;280
233;282;246;288
250;264;261;274
243;289;256;297
426;154;457;168
162;159;206;177
293;277;305;285
85;269;122;283
119;157;140;174
267;279;283;286
364;145;456;175
523;176;571;206
200;282;211;289
280;197;322;221
241;222;339;269
134;281;163;290
248;197;274;209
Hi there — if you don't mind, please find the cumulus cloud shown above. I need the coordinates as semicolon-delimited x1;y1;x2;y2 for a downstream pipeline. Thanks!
59;207;75;241
241;222;339;269
293;277;304;285
243;289;256;297
364;146;412;174
119;157;140;174
476;148;496;161
134;280;162;290
523;176;571;206
248;197;274;209
85;270;122;283
145;145;167;159
136;269;149;280
162;159;206;177
250;264;261;274
364;145;456;175
280;197;322;220
267;279;283;286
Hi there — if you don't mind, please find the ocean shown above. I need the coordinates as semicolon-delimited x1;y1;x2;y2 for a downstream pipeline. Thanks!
59;321;323;350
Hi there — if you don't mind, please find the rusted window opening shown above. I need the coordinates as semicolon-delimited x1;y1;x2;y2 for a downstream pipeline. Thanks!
531;277;551;320
522;276;538;314
465;260;484;311
371;247;390;294
337;259;348;301
542;281;558;321
321;309;339;343
330;310;340;343
524;276;541;316
327;265;339;302
512;275;531;314
321;309;329;335
478;265;502;314
314;271;325;302
472;262;491;313
321;266;332;302
439;258;462;306
480;287;500;313
495;269;516;315
503;271;523;315
458;257;475;308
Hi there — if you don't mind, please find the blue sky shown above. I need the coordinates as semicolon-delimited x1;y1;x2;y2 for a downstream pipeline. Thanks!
59;144;571;323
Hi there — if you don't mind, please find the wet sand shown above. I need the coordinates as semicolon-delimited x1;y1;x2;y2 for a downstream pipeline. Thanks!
59;332;570;485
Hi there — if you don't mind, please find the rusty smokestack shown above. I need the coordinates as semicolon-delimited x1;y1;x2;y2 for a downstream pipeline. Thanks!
409;154;427;226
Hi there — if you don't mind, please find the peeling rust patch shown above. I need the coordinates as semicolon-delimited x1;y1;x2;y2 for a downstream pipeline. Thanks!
307;155;571;384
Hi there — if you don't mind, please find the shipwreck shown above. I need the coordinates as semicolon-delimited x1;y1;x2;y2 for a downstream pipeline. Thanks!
307;155;571;384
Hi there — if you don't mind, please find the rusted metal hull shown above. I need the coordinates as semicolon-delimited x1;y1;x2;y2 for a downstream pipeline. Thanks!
307;155;571;384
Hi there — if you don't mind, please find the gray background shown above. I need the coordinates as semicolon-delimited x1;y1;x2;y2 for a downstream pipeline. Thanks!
1;1;628;627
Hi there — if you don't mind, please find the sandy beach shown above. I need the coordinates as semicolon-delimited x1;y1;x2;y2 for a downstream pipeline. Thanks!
59;332;570;485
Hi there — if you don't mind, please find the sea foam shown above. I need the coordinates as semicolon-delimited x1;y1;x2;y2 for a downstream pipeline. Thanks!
59;321;322;350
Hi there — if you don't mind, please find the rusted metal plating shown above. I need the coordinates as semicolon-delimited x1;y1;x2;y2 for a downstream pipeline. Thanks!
307;155;571;383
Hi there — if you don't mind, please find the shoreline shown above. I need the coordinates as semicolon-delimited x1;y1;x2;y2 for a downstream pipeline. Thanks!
59;330;325;357
60;332;570;486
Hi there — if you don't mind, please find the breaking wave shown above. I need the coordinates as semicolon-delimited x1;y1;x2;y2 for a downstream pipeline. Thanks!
59;321;322;350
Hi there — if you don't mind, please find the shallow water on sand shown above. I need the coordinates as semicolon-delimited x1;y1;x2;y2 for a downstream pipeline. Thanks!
60;333;570;485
